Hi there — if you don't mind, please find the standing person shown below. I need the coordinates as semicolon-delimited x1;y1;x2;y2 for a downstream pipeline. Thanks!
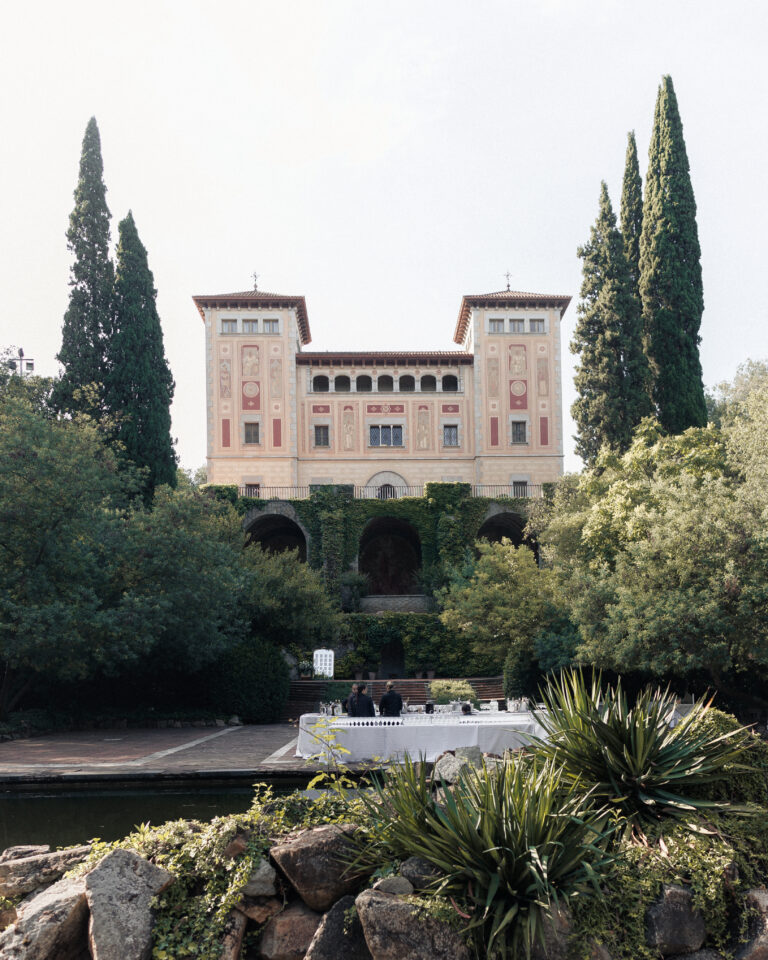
379;680;404;717
355;683;376;718
345;683;359;716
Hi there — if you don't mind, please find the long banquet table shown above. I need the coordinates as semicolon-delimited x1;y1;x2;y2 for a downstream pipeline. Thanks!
296;712;546;763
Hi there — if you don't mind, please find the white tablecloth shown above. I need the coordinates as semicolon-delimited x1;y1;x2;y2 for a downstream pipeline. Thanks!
296;713;546;763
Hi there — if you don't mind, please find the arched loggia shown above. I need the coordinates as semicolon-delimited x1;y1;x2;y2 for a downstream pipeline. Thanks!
358;517;421;595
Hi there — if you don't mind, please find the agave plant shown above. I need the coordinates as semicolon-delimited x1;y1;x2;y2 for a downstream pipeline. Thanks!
355;754;614;958
534;669;754;828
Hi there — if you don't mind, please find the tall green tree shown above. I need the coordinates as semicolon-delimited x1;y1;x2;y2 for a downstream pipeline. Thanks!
639;76;707;433
107;211;176;496
571;183;651;465
620;131;643;290
54;117;114;417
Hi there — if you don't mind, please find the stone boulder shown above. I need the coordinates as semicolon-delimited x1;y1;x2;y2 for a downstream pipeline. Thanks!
0;875;88;959
234;894;282;924
305;894;373;960
736;888;768;960
669;951;726;960
219;909;248;960
454;746;483;766
645;885;706;956
242;857;277;897
530;906;573;960
399;856;441;891
433;752;467;785
0;845;91;897
260;901;322;960
355;888;470;960
372;876;413;895
85;847;174;960
0;845;50;863
270;824;361;911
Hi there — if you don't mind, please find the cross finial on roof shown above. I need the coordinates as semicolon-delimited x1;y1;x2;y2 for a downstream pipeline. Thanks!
504;271;512;291
252;271;259;291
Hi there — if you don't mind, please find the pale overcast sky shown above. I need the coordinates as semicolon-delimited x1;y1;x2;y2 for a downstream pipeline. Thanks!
2;0;766;473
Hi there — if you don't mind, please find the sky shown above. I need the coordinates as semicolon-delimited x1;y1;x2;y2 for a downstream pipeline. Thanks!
2;0;767;473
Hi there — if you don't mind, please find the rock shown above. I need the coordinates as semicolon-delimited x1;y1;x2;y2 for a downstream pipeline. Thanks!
645;885;706;956
222;831;249;860
85;847;174;960
530;906;573;960
260;901;322;960
355;888;470;960
242;856;277;897
372;876;413;895
0;905;17;931
736;888;768;960
0;844;91;897
433;752;468;784
228;715;243;726
305;895;373;960
234;894;282;924
0;845;50;863
399;857;441;891
669;951;726;960
454;746;483;766
0;875;88;959
219;909;248;960
270;824;361;911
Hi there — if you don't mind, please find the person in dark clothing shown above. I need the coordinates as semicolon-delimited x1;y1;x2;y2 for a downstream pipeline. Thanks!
379;680;404;717
355;682;376;718
345;683;359;716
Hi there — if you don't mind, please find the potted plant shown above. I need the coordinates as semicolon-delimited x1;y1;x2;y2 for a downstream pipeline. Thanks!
298;660;313;679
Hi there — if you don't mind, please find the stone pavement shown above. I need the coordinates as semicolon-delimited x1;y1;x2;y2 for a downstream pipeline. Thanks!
0;724;320;784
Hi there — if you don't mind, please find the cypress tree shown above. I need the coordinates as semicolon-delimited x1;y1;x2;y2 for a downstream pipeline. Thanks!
55;117;114;416
639;76;707;433
572;183;651;465
107;211;176;497
620;131;643;291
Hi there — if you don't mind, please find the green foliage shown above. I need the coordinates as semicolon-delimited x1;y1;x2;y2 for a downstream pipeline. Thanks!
339;570;369;612
440;540;556;674
355;755;615;958
620;130;643;290
707;358;768;428
54;117;114;418
572;181;651;465
535;671;754;829
202;637;289;722
428;679;479;707
107;211;176;499
639;76;707;433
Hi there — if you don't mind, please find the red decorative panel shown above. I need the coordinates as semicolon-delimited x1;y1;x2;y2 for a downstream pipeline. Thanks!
222;419;231;448
312;404;331;413
490;417;499;447
441;404;460;413
366;404;404;414
241;381;261;410
540;417;549;446
509;380;528;409
272;419;282;447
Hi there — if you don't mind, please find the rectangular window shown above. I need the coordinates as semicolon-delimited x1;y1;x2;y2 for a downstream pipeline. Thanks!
512;480;528;497
314;425;330;447
244;422;260;444
489;319;504;334
263;319;279;334
244;483;260;497
530;319;545;333
511;421;527;444
242;320;258;334
443;424;459;447
510;319;524;333
369;424;403;447
221;319;237;334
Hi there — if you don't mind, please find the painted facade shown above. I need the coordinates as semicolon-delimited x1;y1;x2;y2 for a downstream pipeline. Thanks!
193;287;571;495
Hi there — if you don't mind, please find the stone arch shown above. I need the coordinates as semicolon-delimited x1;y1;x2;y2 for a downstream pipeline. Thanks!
476;504;537;557
359;517;421;595
244;503;310;562
362;471;409;499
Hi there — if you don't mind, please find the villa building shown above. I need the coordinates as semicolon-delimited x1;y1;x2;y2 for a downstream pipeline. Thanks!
193;286;571;498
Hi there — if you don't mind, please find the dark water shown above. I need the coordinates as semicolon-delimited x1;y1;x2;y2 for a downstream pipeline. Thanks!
0;783;301;849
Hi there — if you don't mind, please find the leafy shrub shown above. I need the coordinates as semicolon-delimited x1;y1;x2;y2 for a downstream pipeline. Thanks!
535;669;754;828
685;706;768;807
429;679;479;707
355;755;614;958
202;638;290;722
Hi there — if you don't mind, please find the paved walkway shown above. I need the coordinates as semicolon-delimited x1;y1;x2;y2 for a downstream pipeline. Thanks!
0;725;320;784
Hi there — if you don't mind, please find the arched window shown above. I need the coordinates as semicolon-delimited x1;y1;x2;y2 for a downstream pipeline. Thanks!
420;374;437;392
399;375;415;392
312;374;329;392
378;375;394;392
377;483;397;500
356;375;372;392
442;374;459;392
334;375;351;392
